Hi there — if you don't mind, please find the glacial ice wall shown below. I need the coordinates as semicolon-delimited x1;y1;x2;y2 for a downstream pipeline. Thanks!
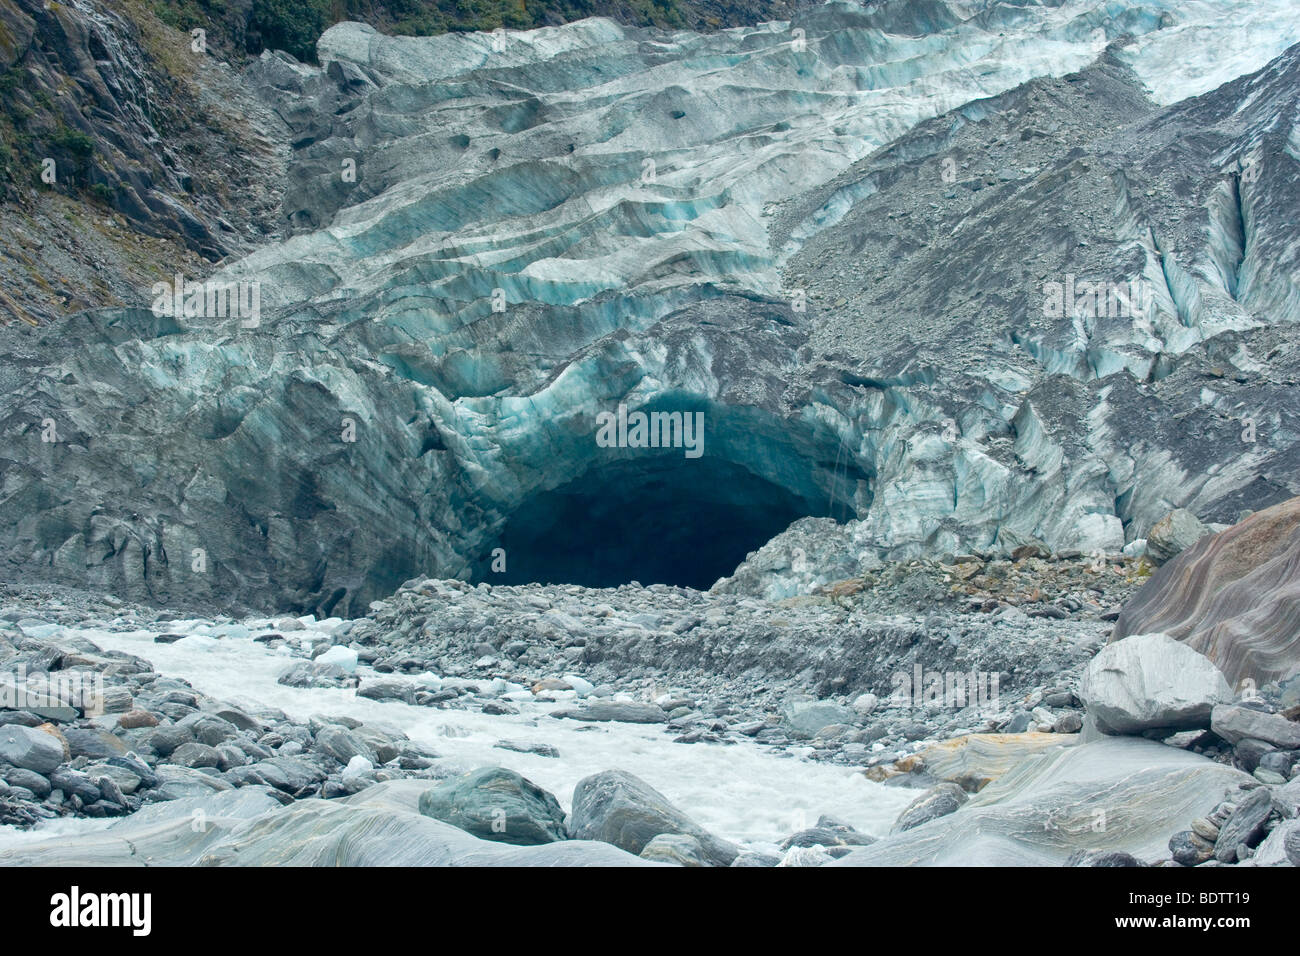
2;0;1299;611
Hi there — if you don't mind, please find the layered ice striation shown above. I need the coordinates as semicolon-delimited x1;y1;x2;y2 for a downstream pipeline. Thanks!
2;0;1299;612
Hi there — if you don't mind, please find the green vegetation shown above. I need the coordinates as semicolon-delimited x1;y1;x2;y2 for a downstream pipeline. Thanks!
48;126;95;159
0;67;25;188
0;64;97;195
145;0;737;63
248;0;331;62
148;0;208;31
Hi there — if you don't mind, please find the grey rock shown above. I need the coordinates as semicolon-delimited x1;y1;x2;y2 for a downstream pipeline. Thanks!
1113;500;1300;690
1053;711;1084;734
568;770;739;866
730;850;782;867
1169;829;1215;866
779;696;855;740
1259;750;1296;776
0;712;45;728
1232;738;1275;772
1004;711;1034;733
92;773;127;808
168;742;221;769
48;768;101;804
0;795;42;827
176;713;239;747
356;678;418;705
835;738;1249;866
0;725;65;774
417;767;566;846
143;725;192;758
0;780;648;866
83;763;142;796
1286;827;1300;866
2;767;51;798
1211;704;1300;749
494;740;560;759
107;754;158;789
552;701;667;724
639;833;708;866
1246;817;1297;864
350;726;402;764
277;660;354;690
214;744;250;771
231;756;327;795
1066;849;1143;866
1162;729;1211;749
1213;787;1273;862
1281;792;1300;838
214;708;264;733
313;725;378;766
780;826;876;850
1190;817;1220;842
62;726;127;759
28;706;78;723
891;782;969;834
1081;634;1231;735
1146;509;1211;565
97;687;134;714
151;765;235;800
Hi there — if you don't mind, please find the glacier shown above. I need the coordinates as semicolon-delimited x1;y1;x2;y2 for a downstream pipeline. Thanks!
2;0;1299;613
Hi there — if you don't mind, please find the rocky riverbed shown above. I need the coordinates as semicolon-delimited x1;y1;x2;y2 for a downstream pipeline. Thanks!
2;500;1297;865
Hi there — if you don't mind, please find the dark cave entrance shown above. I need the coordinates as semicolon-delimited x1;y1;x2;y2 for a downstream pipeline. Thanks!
477;455;849;590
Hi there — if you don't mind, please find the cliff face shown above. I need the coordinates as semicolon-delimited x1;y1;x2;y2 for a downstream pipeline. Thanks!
0;0;286;323
2;0;1299;616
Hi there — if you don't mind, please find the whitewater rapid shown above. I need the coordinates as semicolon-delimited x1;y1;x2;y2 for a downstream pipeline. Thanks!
1;617;915;851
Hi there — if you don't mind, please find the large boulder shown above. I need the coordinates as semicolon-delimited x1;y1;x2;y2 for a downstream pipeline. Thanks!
1145;509;1211;565
832;738;1250;866
568;770;739;866
0;724;65;774
1081;633;1231;735
1113;497;1300;689
417;767;567;846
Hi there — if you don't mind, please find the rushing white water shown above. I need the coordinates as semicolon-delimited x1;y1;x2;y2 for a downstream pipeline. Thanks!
16;619;915;849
